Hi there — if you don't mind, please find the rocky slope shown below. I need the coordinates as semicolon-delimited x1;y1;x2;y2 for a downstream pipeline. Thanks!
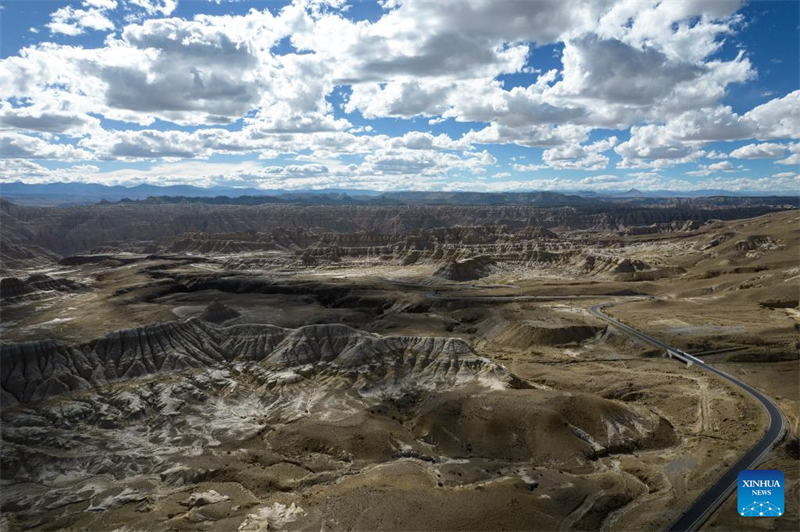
0;319;512;408
0;315;677;531
433;256;496;281
2;197;795;255
0;242;61;273
198;301;242;324
0;273;83;305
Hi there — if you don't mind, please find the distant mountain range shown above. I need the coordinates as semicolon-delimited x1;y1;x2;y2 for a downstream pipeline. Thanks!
0;182;381;206
0;181;796;207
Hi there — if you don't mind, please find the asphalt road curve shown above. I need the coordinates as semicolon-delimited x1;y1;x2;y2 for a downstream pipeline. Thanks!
590;302;786;532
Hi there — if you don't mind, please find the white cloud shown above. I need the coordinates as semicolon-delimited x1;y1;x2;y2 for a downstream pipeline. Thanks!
0;159;102;184
552;36;705;106
0;132;93;160
0;102;101;137
686;160;738;176
463;123;590;149
616;124;705;168
378;0;617;47
661;105;755;142
387;131;470;151
128;0;177;16
346;80;453;119
3;156;797;194
596;0;744;62
730;142;788;159
772;171;798;179
359;148;495;177
579;174;621;185
0;0;797;192
746;91;800;140
776;142;800;166
5;8;307;127
540;136;617;170
511;162;542;172
47;1;116;36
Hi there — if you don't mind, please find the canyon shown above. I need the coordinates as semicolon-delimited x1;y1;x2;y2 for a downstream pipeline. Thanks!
0;194;797;531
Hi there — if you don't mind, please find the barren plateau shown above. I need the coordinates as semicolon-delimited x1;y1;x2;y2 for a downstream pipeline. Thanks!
0;195;797;531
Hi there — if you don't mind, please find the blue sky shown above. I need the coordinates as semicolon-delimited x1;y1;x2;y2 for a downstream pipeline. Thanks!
0;0;798;192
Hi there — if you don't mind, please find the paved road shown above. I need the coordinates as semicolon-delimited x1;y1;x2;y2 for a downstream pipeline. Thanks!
420;289;786;529
590;302;786;532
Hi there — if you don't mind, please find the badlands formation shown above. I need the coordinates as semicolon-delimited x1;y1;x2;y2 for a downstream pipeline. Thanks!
0;194;798;531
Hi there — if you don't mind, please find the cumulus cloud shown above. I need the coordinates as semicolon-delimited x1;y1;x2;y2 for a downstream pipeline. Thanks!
686;160;739;176
346;81;453;119
47;1;116;36
463;123;590;149
663;106;755;142
0;132;93;160
612;92;800;169
616;125;705;169
128;0;177;17
745;91;800;140
772;171;798;179
776;143;800;166
100;14;272;124
4;8;306;127
0;159;102;185
540;137;618;171
553;36;705;106
360;148;495;177
0;105;100;137
730;142;788;159
378;0;617;47
578;174;622;185
0;0;797;191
